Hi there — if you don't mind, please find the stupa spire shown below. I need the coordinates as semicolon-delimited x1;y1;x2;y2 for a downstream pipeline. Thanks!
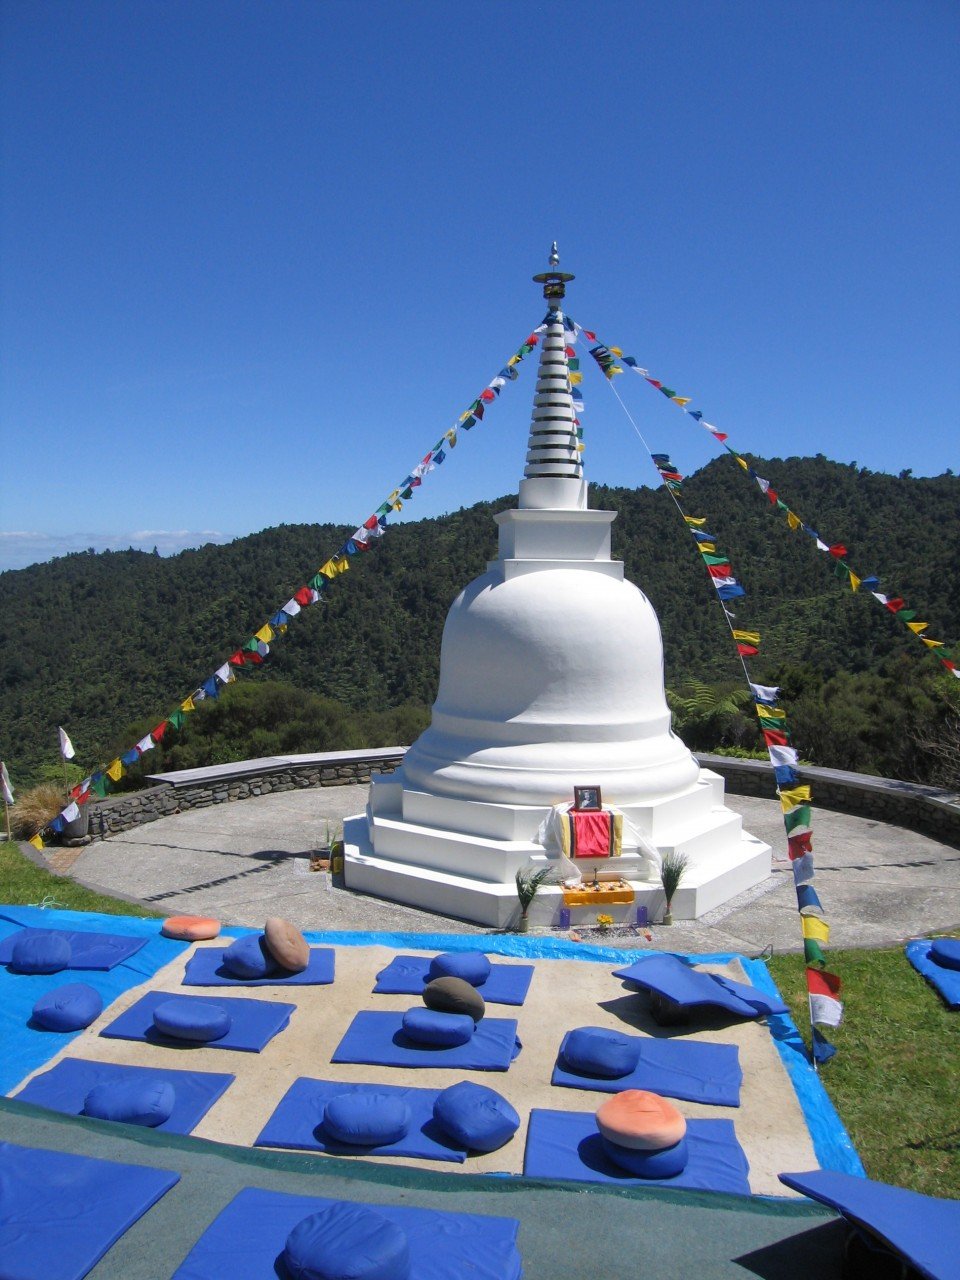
519;244;585;510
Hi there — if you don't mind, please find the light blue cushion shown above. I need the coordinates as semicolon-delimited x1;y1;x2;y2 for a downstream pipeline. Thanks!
601;1135;689;1178
433;1081;520;1153
323;1093;412;1147
561;1028;641;1079
283;1205;410;1280
401;1007;474;1047
10;931;72;974
931;939;960;971
222;933;278;980
84;1077;176;1128
427;952;492;988
152;997;231;1043
32;982;103;1031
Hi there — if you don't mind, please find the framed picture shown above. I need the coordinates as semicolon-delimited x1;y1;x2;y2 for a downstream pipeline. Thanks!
573;785;602;812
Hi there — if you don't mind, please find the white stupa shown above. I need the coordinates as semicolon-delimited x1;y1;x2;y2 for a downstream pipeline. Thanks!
343;248;771;926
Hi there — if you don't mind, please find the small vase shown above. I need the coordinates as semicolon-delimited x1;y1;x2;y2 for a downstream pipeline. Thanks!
518;914;530;934
662;909;674;926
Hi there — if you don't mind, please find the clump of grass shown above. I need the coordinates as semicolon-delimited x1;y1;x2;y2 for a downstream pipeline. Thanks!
659;850;688;911
9;783;66;838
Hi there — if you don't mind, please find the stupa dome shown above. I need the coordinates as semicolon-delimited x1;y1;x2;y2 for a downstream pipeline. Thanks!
402;562;700;806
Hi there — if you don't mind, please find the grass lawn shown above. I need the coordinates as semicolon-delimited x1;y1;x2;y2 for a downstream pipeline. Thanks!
768;944;960;1198
0;840;160;918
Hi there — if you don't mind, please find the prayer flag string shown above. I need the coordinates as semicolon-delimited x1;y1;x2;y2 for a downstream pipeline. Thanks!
38;325;544;845
570;320;958;683
611;388;843;1065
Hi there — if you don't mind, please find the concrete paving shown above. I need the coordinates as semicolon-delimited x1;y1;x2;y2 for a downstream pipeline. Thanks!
59;785;960;952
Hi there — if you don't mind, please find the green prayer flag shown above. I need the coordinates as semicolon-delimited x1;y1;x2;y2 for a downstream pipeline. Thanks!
308;574;326;591
167;710;186;731
784;804;812;833
701;553;731;565
91;777;110;798
899;610;917;621
776;499;789;510
804;938;826;966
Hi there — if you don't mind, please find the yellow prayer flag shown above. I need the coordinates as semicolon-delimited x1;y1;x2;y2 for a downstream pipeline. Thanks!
922;637;945;648
569;371;583;385
106;758;125;782
756;705;785;721
736;456;749;470
697;542;717;554
609;346;623;357
318;559;339;579
684;516;707;526
255;624;274;644
444;429;457;447
848;571;861;592
180;695;195;713
507;354;520;366
459;409;473;423
786;511;801;531
780;785;813;811
801;915;830;944
29;833;44;850
907;622;929;634
672;396;691;407
732;630;761;645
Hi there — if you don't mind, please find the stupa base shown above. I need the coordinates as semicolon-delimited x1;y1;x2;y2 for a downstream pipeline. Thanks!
342;806;771;930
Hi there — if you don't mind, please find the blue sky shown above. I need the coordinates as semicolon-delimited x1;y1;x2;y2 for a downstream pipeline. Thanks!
2;0;957;572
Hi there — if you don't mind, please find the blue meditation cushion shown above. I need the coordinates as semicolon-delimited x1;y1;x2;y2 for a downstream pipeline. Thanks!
601;1134;689;1179
930;938;960;971
152;997;232;1042
432;1081;520;1153
83;1077;176;1128
322;1093;412;1147
10;931;72;974
32;982;103;1031
561;1028;641;1079
401;1007;475;1048
222;932;278;980
427;951;492;988
283;1204;410;1280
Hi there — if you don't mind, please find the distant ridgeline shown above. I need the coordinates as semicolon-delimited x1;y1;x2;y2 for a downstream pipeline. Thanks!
1;455;958;790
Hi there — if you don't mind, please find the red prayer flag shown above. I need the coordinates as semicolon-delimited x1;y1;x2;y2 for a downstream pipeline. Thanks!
228;651;246;667
525;333;540;346
737;643;759;656
582;331;595;342
788;832;813;859
646;378;662;389
885;598;905;613
151;721;169;742
766;488;779;504
713;431;728;441
828;545;848;559
763;728;789;747
363;516;378;530
294;587;313;606
480;389;495;403
707;563;733;578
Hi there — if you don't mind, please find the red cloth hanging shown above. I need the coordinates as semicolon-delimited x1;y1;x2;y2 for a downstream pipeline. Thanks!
569;810;614;858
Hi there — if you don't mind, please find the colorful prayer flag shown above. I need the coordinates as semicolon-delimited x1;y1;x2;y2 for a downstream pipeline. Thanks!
807;969;843;1028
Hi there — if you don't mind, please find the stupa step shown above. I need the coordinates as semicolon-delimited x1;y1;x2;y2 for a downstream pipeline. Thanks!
652;808;745;862
367;814;540;883
400;785;546;841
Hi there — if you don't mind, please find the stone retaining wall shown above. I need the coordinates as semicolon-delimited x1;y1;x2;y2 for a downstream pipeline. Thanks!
699;753;960;848
87;750;405;839
83;747;960;849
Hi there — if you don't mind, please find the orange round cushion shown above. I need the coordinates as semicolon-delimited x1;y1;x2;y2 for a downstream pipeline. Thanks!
595;1090;687;1152
264;917;310;973
161;915;221;942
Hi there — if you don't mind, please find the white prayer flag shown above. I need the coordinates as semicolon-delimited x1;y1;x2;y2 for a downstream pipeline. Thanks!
58;727;76;760
136;736;155;755
281;599;301;618
1;761;13;805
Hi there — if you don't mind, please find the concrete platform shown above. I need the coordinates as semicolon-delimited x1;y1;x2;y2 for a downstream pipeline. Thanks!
43;783;960;952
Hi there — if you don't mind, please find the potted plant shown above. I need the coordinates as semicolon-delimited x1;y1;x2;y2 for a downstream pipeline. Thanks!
659;851;689;925
514;865;554;933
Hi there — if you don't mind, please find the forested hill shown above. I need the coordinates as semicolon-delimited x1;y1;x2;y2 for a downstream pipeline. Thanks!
1;455;958;788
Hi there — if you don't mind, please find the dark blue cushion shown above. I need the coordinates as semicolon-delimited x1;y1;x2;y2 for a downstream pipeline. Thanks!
401;1007;474;1047
9;931;72;974
32;982;103;1031
601;1135;689;1178
561;1028;641;1079
222;933;278;980
83;1077;176;1128
433;1081;520;1153
427;951;491;987
322;1093;412;1147
152;997;232;1043
283;1204;410;1280
930;938;960;971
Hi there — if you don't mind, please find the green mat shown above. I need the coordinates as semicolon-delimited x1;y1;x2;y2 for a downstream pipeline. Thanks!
0;1097;844;1280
